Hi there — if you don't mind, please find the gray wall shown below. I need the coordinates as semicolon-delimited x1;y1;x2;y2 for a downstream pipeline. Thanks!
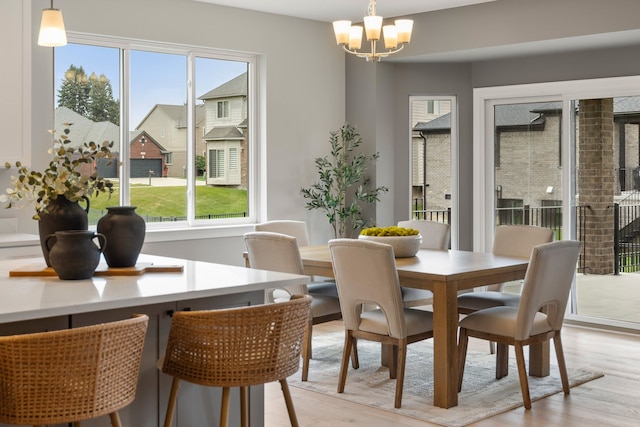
8;0;640;261
345;0;640;251
1;0;346;264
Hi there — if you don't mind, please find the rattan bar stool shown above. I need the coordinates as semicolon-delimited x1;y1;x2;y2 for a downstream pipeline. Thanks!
0;314;149;427
161;295;312;427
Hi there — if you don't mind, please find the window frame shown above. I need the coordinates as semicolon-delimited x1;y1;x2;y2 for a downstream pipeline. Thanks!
61;32;260;230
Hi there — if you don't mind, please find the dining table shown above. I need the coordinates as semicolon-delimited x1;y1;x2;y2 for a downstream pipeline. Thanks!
298;245;543;409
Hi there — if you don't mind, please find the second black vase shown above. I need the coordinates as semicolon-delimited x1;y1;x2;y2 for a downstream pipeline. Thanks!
97;206;146;268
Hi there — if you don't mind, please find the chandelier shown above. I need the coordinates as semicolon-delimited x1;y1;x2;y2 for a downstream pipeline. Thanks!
332;0;413;63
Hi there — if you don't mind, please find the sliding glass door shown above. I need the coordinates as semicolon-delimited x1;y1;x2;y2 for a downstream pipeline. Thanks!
474;77;640;329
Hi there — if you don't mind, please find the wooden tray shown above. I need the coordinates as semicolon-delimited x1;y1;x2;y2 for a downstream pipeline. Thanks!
9;262;184;277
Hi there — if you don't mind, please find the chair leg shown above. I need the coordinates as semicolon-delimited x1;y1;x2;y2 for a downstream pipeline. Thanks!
307;320;313;359
514;343;532;410
489;341;495;354
280;379;300;427
351;337;359;369
301;321;311;381
109;412;122;427
389;344;399;379
240;386;249;427
394;340;407;409
220;387;231;427
553;332;570;395
496;343;509;379
337;332;353;393
164;377;181;427
457;328;469;392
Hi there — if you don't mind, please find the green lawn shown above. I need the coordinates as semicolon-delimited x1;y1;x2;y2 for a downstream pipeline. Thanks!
87;185;247;223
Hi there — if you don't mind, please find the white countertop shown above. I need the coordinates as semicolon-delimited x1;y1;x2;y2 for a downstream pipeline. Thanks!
0;254;309;323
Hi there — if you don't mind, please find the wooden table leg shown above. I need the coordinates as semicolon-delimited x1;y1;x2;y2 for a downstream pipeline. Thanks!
432;281;458;408
529;341;550;377
496;343;509;379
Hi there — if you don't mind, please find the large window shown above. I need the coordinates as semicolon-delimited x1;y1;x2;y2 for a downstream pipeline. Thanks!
408;95;457;247
54;35;257;227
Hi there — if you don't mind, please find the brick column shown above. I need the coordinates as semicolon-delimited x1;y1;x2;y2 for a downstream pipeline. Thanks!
578;99;615;274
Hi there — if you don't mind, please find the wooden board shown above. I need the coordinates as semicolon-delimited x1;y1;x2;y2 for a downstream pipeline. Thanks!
9;262;184;277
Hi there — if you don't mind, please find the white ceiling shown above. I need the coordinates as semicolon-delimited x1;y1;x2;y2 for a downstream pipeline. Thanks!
192;0;640;62
193;0;496;23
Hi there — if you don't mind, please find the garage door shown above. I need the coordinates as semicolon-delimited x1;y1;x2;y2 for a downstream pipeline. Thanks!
130;159;162;178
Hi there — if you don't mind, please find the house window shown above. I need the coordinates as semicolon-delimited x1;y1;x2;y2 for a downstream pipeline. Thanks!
229;147;238;171
55;36;257;226
209;149;225;178
217;101;229;118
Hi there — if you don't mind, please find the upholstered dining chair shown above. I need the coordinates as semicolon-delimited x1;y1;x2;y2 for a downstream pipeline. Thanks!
396;220;451;307
0;314;149;427
244;231;344;382
457;224;554;315
397;219;450;250
255;220;338;297
457;240;581;410
161;296;312;427
328;238;434;409
458;224;554;357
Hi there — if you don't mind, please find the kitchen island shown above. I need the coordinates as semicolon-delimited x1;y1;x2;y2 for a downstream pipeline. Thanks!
0;253;309;427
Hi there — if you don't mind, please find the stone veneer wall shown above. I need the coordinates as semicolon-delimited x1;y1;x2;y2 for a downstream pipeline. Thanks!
579;99;615;274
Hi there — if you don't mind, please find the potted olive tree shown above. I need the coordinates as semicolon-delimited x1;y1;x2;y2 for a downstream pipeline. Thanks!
300;123;388;238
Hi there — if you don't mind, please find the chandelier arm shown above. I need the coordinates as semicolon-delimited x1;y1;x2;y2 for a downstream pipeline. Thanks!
379;44;405;56
340;43;405;58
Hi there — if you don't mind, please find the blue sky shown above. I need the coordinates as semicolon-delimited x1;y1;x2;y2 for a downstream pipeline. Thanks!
54;43;247;129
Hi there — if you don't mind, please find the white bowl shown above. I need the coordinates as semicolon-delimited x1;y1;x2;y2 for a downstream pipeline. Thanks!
358;234;422;257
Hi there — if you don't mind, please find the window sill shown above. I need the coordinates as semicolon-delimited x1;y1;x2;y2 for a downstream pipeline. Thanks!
143;224;254;243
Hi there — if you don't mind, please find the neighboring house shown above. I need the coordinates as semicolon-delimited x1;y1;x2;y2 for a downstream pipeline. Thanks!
133;72;249;188
198;72;248;188
413;99;640;213
129;131;168;178
135;104;206;178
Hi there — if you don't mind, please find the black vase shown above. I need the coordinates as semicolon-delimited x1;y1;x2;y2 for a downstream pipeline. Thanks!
97;206;146;268
45;230;106;280
39;196;90;267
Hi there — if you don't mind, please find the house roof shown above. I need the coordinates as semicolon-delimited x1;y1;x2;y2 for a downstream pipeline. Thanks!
198;72;247;100
135;104;205;130
204;126;244;140
54;106;120;148
414;101;563;133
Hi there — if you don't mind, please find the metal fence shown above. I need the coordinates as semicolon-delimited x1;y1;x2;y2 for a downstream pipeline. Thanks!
614;203;640;274
411;199;451;224
414;200;640;274
89;211;247;225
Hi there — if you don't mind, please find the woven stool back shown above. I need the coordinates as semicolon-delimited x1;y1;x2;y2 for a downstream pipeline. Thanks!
162;296;311;388
0;314;148;425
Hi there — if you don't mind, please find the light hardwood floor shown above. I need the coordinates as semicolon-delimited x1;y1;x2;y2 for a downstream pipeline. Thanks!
265;320;640;426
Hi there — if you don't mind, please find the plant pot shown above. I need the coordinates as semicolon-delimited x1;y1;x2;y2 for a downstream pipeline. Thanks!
38;196;90;267
45;230;106;280
358;234;422;257
97;206;146;268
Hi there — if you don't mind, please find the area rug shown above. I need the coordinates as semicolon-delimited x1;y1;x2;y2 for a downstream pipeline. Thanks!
289;332;603;427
